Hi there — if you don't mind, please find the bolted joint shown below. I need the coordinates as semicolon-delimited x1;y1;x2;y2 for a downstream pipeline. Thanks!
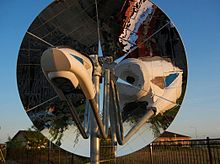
90;54;102;77
93;65;102;77
148;107;157;115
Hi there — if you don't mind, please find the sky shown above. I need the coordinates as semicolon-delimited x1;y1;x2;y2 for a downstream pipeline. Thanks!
0;0;220;143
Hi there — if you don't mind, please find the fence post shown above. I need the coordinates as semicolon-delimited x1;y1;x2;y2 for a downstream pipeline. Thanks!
26;148;28;163
150;143;153;164
48;141;50;163
71;153;74;163
207;137;213;164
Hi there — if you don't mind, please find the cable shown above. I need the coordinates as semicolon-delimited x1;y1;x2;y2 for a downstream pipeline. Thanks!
27;31;54;47
95;0;101;45
26;96;58;112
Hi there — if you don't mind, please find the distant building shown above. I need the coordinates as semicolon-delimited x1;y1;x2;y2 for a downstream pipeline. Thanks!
6;130;88;163
7;130;48;149
153;131;191;146
155;131;191;141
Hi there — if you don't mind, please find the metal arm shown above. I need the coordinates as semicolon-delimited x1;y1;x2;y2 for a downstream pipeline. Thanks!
64;96;89;139
89;55;108;139
110;75;156;145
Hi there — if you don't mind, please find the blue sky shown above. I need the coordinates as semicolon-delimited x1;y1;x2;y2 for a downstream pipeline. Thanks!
0;0;220;143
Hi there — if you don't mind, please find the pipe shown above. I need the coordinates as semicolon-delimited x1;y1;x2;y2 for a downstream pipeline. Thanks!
110;78;156;145
64;97;89;139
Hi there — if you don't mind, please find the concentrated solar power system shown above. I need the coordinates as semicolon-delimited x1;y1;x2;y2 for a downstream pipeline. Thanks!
17;0;187;163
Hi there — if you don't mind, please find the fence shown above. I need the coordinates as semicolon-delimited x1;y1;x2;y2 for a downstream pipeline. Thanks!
4;137;220;164
6;147;88;164
117;137;220;164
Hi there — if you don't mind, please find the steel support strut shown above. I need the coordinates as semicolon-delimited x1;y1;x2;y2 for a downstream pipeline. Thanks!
90;55;101;164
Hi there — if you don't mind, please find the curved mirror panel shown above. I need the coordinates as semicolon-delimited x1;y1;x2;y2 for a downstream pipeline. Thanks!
17;0;187;157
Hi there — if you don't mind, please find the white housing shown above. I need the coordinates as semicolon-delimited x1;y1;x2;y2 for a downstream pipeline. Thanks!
115;57;183;115
41;47;95;100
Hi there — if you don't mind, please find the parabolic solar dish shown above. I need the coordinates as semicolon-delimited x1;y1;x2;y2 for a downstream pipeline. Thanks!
17;0;187;157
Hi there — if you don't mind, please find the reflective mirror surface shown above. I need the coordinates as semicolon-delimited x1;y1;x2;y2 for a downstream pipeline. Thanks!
17;0;187;157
